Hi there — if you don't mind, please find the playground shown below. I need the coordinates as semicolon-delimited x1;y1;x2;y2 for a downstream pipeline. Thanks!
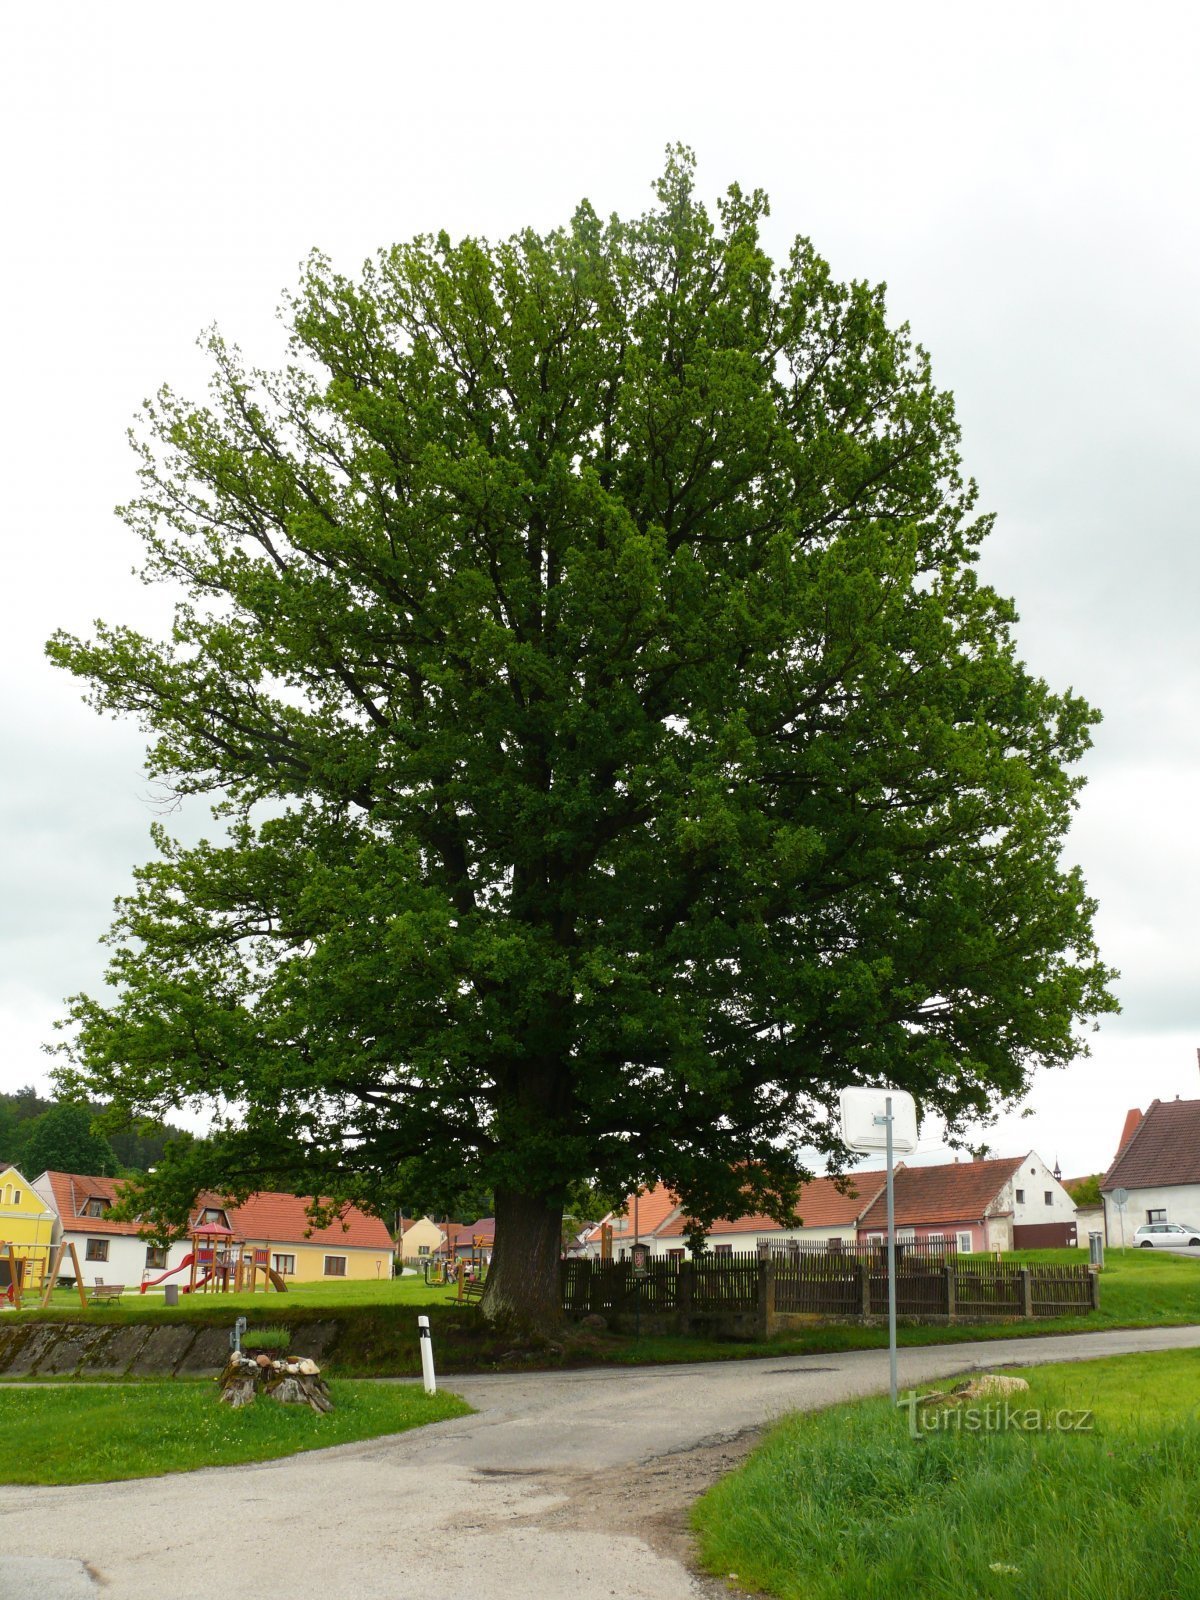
0;1220;291;1311
139;1221;289;1297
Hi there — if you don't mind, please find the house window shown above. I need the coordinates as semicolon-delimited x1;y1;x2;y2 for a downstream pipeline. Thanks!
667;1249;684;1262
85;1239;109;1262
198;1208;225;1225
1015;1189;1025;1204
84;1199;109;1218
12;1190;20;1206
417;1245;430;1257
1147;1209;1167;1224
712;1244;732;1257
1044;1191;1053;1206
323;1255;347;1277
957;1231;973;1253
145;1246;168;1269
272;1254;296;1276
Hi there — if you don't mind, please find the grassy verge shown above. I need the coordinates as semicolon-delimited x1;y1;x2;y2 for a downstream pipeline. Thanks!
693;1349;1200;1600
4;1250;1197;1378
0;1379;471;1484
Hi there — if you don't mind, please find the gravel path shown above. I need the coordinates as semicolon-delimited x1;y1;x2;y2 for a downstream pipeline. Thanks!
2;1323;1198;1600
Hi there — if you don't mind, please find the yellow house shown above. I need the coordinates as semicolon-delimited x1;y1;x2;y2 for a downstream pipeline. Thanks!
0;1166;58;1295
398;1216;444;1265
226;1191;394;1284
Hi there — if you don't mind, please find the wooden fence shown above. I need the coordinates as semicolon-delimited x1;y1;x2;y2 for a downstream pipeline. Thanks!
562;1251;1098;1333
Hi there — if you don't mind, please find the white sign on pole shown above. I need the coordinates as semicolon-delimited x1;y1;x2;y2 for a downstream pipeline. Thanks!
839;1086;919;1154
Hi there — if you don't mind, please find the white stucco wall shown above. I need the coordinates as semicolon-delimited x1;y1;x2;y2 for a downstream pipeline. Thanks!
1103;1184;1200;1244
997;1153;1078;1228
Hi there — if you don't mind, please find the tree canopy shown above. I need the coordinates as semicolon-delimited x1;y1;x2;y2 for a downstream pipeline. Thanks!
49;151;1115;1327
19;1103;119;1179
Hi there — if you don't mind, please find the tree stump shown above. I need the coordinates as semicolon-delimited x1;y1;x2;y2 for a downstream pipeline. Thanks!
216;1353;333;1412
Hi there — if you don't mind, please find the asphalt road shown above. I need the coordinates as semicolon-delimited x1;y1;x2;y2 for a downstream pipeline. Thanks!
3;1324;1199;1600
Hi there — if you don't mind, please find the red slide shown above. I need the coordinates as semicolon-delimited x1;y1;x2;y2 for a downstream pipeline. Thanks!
140;1252;195;1292
180;1269;216;1294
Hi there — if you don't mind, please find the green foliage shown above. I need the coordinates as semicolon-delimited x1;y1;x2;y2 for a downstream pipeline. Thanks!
19;1103;119;1178
694;1351;1200;1600
0;1086;188;1175
1065;1172;1102;1206
46;150;1115;1294
0;1380;470;1484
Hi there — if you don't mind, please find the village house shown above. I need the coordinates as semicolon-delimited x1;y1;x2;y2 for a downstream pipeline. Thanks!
397;1216;445;1265
855;1153;1077;1252
1101;1097;1200;1245
31;1171;193;1288
0;1164;59;1295
581;1172;888;1259
32;1171;393;1289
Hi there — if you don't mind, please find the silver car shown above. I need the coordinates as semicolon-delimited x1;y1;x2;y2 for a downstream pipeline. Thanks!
1133;1222;1200;1248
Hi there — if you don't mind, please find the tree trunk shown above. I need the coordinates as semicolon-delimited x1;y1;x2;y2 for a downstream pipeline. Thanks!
479;1187;564;1335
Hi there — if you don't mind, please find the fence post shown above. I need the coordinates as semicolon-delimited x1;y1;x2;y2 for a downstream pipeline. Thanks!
1018;1266;1033;1319
677;1259;694;1331
858;1261;871;1319
1088;1264;1101;1311
757;1258;775;1339
945;1260;956;1322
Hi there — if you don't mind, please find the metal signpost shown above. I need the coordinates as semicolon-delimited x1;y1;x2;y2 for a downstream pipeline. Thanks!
1111;1186;1128;1250
839;1086;919;1406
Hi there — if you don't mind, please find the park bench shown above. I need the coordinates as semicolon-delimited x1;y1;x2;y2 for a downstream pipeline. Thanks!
88;1283;125;1304
458;1278;486;1304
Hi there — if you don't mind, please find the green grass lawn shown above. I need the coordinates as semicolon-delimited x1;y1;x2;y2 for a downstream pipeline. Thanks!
31;1272;460;1320
693;1348;1200;1600
0;1379;471;1484
5;1250;1198;1379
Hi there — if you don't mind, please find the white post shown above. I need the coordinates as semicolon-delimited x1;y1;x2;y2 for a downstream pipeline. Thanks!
884;1096;898;1406
418;1314;436;1394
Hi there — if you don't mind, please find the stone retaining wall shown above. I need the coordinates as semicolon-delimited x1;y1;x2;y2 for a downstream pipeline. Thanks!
0;1320;342;1378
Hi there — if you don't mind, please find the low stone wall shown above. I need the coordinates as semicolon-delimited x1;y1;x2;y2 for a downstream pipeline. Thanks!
0;1320;342;1379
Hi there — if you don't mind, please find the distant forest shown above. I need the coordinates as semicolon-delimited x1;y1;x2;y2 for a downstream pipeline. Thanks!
0;1087;188;1177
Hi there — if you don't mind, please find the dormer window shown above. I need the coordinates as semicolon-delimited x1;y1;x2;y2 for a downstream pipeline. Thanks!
83;1198;109;1219
198;1208;226;1226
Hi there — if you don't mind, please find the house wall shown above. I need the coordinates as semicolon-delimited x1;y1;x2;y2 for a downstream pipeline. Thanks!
241;1238;392;1283
859;1221;989;1252
0;1168;57;1289
640;1223;854;1260
1073;1205;1104;1243
999;1155;1078;1229
398;1217;443;1260
55;1229;192;1289
1103;1184;1200;1244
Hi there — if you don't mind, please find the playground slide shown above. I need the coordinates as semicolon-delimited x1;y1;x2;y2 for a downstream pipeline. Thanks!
180;1269;217;1294
140;1252;195;1293
267;1268;288;1293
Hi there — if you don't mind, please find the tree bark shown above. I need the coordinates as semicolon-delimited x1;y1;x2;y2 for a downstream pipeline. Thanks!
480;1187;564;1335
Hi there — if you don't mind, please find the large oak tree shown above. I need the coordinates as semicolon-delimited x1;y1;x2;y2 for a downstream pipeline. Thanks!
50;153;1115;1329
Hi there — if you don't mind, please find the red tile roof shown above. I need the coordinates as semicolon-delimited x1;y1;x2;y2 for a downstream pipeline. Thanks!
1103;1098;1200;1191
655;1171;886;1238
230;1192;392;1251
857;1156;1026;1229
37;1172;151;1236
37;1172;390;1250
582;1183;682;1243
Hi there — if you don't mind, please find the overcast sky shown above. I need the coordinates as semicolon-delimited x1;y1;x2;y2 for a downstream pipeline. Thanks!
2;2;1196;1180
